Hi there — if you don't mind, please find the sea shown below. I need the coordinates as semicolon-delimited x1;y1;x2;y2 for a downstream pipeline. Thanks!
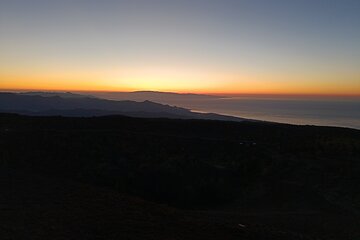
185;97;360;130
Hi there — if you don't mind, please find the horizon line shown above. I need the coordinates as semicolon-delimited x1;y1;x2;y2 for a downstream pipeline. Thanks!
1;88;360;98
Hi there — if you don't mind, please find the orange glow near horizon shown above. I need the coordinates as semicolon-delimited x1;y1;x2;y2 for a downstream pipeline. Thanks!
1;83;360;97
1;66;359;96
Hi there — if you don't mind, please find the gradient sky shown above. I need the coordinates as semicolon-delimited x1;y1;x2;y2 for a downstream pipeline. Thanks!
0;0;359;95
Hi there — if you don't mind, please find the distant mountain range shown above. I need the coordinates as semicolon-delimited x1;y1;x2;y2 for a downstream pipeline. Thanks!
20;91;94;99
0;92;245;121
76;90;223;106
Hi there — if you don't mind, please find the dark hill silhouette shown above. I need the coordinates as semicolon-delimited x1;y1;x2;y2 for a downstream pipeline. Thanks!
1;113;360;239
0;92;244;121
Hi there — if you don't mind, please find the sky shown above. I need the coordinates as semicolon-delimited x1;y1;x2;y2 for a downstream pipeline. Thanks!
0;0;359;95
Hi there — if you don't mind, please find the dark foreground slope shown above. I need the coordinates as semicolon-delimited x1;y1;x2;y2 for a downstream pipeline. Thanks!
1;170;247;240
1;114;360;239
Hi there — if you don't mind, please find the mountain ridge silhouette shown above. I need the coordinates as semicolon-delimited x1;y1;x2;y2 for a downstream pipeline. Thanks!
0;92;245;121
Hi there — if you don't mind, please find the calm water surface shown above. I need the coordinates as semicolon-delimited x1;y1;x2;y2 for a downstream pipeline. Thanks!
188;97;360;129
